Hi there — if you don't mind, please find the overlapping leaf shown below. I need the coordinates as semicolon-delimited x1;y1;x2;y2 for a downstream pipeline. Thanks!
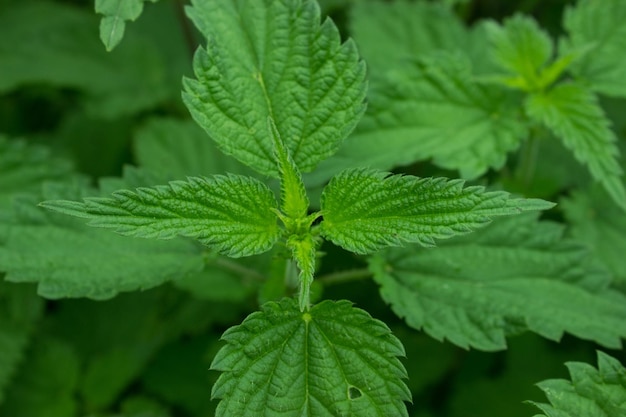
96;0;159;51
525;82;626;209
370;214;626;351
320;168;553;255
133;118;253;179
530;352;626;417
211;298;410;416
0;180;205;299
484;14;555;90
561;0;626;98
308;53;526;185
562;186;626;284
182;0;366;177
0;1;170;118
41;175;281;258
349;1;467;77
0;136;73;209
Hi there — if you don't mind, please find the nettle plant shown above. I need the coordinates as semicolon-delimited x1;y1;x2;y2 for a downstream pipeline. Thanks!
1;0;626;416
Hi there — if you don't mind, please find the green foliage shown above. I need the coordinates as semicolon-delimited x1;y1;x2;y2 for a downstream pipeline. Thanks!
182;0;366;177
0;137;73;208
0;282;43;404
0;1;173;118
41;175;281;258
0;338;80;417
320;168;553;254
309;53;527;183
484;14;555;90
370;214;626;351
561;0;626;98
525;83;626;210
211;298;410;417
133;118;252;179
95;0;159;51
0;180;205;299
1;0;626;416
530;352;626;417
562;186;626;285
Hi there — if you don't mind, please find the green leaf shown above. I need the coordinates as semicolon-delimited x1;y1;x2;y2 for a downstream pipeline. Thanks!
0;136;73;209
95;0;159;51
484;14;554;91
561;186;626;285
349;1;468;77
0;338;80;417
0;181;205;299
182;0;366;177
320;168;554;255
307;53;527;185
41;175;281;258
525;83;626;210
369;214;626;351
0;1;170;118
561;0;626;98
211;298;410;416
133;118;253;179
529;352;626;417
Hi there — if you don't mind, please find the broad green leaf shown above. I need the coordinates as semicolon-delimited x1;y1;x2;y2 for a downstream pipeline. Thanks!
41;175;281;258
0;137;73;209
0;1;170;118
133;118;253;179
211;298;410;416
320;168;554;255
561;0;626;98
0;181;205;299
525;83;626;210
0;282;43;405
369;214;626;351
484;14;554;91
349;1;467;77
182;0;366;177
95;0;159;51
307;53;527;185
0;338;80;417
530;352;626;417
561;186;626;285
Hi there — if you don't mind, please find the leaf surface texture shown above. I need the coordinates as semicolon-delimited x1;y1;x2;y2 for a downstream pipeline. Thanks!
370;214;626;350
41;175;280;258
320;168;553;254
183;0;366;177
211;299;410;416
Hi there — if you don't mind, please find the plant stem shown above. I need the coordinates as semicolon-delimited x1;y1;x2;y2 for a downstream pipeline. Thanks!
213;257;266;282
317;268;372;286
516;134;539;192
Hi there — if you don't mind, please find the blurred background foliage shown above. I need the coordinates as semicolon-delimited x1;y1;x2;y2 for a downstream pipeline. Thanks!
0;0;624;416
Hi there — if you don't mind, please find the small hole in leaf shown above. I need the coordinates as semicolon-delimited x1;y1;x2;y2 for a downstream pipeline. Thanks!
348;386;362;400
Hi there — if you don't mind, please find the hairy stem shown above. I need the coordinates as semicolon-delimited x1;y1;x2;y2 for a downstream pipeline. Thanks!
317;268;372;286
213;257;266;282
